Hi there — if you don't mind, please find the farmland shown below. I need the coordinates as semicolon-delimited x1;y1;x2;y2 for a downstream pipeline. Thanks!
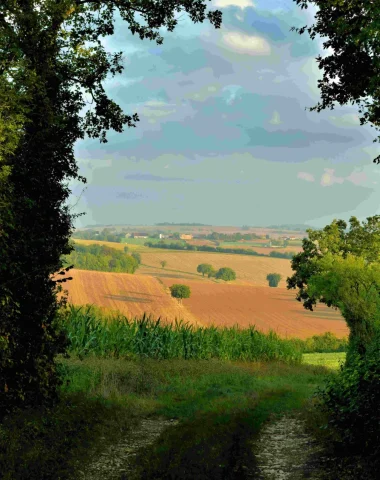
158;278;347;339
61;237;348;339
56;269;203;327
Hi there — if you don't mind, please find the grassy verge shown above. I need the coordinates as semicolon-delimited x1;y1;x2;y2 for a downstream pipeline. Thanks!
0;353;338;480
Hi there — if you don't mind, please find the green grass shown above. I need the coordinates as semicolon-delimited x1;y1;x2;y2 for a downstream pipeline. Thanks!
0;305;349;479
302;352;346;370
0;354;334;480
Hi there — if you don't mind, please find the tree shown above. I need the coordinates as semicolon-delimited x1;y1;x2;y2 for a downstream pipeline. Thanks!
131;252;141;265
123;246;129;254
160;260;167;269
169;284;191;305
291;0;380;164
197;263;213;277
286;215;380;359
266;273;282;287
215;267;236;282
0;0;222;416
207;267;217;278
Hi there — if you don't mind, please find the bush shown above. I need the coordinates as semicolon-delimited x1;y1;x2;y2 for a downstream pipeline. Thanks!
215;267;236;282
266;273;282;287
317;330;380;464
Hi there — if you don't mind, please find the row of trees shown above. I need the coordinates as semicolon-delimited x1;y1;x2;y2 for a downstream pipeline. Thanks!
62;243;141;273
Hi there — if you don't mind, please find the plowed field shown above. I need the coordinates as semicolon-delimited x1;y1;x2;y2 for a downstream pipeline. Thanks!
158;277;348;339
56;269;203;327
138;251;294;287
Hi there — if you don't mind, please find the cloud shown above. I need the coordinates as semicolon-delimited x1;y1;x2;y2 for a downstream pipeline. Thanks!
222;32;271;55
297;172;315;182
124;173;193;182
320;168;344;187
213;0;255;9
269;110;282;125
328;114;360;127
346;171;367;185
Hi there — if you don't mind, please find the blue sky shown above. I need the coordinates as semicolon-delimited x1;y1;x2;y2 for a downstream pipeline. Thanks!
67;0;380;229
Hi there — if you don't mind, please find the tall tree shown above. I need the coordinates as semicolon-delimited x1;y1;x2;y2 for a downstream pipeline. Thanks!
292;0;380;164
287;216;380;358
0;0;222;415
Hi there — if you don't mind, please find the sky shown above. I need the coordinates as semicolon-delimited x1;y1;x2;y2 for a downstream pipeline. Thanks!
66;0;380;229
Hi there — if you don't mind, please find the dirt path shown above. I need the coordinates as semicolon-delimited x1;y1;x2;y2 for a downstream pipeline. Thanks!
251;413;330;480
73;413;336;480
74;417;179;480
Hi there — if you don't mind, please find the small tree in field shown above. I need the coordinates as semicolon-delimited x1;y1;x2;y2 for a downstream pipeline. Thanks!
197;263;213;277
216;267;236;282
161;260;167;269
169;284;191;305
267;273;282;287
208;267;217;278
124;246;129;254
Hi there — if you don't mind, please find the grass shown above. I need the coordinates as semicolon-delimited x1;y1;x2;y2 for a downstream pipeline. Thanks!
302;352;346;370
0;300;349;480
0;354;337;480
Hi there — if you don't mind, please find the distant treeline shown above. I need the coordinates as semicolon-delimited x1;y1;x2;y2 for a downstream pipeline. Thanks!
72;228;126;243
144;241;295;259
155;222;212;226
62;243;140;273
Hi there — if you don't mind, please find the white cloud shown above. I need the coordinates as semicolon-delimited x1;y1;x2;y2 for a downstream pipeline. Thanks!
346;171;367;185
328;114;360;127
222;32;271;56
213;0;255;9
269;110;282;125
320;168;344;187
297;172;315;182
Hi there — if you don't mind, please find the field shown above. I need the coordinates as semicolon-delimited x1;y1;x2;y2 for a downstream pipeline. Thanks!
137;250;295;287
157;277;347;339
63;238;348;339
57;266;348;339
56;269;203;327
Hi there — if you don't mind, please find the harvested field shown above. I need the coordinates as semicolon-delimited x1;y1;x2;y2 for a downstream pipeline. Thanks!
219;244;303;255
157;278;348;339
138;251;294;287
56;269;203;327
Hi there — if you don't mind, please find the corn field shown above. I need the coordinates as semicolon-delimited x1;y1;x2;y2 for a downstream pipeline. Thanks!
56;303;304;363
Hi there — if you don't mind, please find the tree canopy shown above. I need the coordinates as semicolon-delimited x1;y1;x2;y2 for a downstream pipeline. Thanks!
291;0;380;164
0;0;223;415
287;215;380;357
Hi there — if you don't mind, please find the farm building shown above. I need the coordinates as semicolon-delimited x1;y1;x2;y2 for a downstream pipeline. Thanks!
180;234;193;240
132;232;149;238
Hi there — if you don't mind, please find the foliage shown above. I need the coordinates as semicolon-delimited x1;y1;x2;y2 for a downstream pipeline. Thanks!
215;267;236;282
266;273;282;287
208;267;217;278
291;0;380;164
269;250;295;259
131;251;141;265
62;242;139;273
317;329;380;467
160;260;167;269
197;263;214;277
169;284;191;304
0;0;223;415
287;216;380;357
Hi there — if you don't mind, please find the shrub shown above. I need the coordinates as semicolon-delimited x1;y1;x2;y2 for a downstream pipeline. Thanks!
215;267;236;282
317;329;380;465
266;273;282;287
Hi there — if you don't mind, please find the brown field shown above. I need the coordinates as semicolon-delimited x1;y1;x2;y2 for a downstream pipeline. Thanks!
137;251;294;287
219;244;303;255
157;277;348;339
71;238;144;251
56;269;203;327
